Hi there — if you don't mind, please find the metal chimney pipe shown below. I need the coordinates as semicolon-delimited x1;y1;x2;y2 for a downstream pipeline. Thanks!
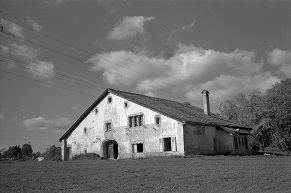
201;90;210;115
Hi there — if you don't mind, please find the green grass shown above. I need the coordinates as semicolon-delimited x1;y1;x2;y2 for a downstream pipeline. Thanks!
1;156;291;192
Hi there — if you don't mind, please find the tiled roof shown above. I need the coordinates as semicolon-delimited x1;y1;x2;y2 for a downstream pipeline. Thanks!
109;88;249;129
59;88;251;142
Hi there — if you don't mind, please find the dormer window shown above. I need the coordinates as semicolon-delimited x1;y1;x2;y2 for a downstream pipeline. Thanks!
108;96;112;103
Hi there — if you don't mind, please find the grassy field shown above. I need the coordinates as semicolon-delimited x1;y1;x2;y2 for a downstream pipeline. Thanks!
1;156;291;193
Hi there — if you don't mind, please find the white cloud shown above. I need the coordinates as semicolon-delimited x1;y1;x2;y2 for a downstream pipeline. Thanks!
23;116;71;131
267;49;291;66
267;49;291;77
181;20;196;31
185;73;280;103
23;117;47;131
1;19;24;38
26;17;41;32
87;44;282;107
278;64;291;78
87;50;165;86
88;44;262;91
27;60;55;78
107;16;155;40
5;42;39;60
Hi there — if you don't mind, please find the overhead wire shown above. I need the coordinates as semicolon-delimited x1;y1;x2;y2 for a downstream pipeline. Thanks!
0;67;99;98
1;31;220;108
0;55;106;93
0;13;222;105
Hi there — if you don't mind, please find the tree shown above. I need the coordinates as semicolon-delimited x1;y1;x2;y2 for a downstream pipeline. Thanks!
218;79;291;151
21;144;33;158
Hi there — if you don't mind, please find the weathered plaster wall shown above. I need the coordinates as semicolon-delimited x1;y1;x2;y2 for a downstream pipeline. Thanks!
216;129;234;153
65;93;184;159
183;125;216;155
183;125;252;155
216;129;252;154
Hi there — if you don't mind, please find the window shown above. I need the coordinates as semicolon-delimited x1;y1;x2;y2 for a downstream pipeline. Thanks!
83;127;87;134
95;108;98;115
132;143;144;153
124;101;128;108
108;96;112;103
155;115;161;126
129;114;143;128
105;122;112;131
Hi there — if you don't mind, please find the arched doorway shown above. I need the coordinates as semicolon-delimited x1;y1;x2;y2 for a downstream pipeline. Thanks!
103;140;119;159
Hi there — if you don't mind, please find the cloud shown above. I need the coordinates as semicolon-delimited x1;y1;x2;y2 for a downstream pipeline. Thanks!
23;116;71;131
107;16;155;40
267;49;291;66
26;17;41;32
27;60;55;78
181;20;196;31
0;19;24;38
3;42;39;60
185;73;280;103
88;44;262;91
87;44;283;107
23;117;47;131
267;49;291;77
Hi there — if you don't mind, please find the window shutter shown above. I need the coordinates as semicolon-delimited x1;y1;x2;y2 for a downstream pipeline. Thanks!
171;137;177;152
159;139;163;152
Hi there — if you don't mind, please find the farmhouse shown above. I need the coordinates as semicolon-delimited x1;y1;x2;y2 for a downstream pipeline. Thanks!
59;88;254;160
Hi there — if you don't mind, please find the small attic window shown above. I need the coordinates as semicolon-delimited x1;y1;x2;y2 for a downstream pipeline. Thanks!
155;115;161;126
95;108;98;115
108;96;112;103
124;101;128;108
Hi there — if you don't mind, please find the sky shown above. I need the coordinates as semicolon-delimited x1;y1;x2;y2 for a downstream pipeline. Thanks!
0;0;290;152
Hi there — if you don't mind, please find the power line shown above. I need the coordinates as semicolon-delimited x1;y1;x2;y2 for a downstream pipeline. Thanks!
1;31;217;108
0;56;106;93
0;10;101;52
0;68;99;98
0;14;222;106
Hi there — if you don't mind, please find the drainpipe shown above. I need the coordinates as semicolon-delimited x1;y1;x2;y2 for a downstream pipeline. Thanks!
201;90;210;115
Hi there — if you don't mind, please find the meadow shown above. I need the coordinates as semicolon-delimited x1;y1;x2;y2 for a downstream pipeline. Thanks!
0;155;291;193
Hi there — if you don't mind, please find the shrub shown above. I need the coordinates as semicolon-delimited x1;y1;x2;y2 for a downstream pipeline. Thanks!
72;153;100;160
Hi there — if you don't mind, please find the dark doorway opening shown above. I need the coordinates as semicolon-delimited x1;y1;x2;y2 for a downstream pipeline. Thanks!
104;140;119;159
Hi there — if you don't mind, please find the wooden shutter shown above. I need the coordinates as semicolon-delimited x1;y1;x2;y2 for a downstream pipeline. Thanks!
159;138;163;152
171;137;177;152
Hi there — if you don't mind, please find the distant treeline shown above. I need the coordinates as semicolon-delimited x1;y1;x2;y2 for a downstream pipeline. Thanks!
0;144;61;161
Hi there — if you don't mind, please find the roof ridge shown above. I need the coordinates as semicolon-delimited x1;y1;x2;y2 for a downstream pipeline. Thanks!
108;88;203;110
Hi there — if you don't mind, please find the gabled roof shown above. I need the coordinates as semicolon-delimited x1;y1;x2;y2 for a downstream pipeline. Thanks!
59;88;251;142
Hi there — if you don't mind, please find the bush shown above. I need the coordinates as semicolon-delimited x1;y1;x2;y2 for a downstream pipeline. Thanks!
72;153;100;160
251;142;260;154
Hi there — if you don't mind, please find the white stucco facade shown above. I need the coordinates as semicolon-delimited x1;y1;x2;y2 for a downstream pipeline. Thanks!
62;93;184;160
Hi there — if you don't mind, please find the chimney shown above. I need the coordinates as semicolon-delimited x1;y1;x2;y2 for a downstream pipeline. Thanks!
201;90;210;115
